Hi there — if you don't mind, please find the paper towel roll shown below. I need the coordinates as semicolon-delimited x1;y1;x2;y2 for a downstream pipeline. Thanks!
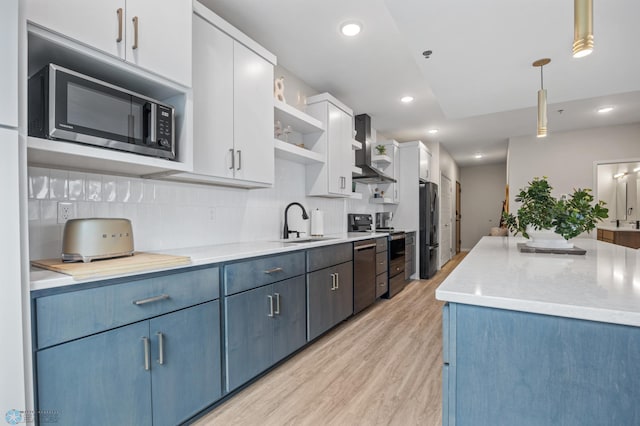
311;209;324;236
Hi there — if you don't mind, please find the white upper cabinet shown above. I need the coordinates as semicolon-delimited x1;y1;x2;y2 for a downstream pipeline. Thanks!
232;42;274;184
25;0;191;86
305;94;354;197
183;6;275;188
0;0;18;127
192;14;234;180
419;144;432;182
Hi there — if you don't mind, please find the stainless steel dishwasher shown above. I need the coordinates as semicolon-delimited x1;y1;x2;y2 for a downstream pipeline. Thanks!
353;239;377;314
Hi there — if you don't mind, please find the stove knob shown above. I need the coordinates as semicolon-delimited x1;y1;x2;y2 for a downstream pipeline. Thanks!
158;138;170;148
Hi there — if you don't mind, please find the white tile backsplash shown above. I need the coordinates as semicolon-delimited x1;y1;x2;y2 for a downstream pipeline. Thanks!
27;158;377;259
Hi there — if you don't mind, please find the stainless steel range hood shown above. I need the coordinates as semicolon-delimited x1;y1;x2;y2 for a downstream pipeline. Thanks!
352;114;396;183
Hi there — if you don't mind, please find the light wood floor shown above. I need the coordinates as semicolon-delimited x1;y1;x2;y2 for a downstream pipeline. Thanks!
195;253;467;426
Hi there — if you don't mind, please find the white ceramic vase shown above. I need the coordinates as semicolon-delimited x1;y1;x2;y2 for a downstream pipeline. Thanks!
525;225;574;249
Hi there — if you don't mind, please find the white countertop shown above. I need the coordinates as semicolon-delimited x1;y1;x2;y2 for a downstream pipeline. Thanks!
436;236;640;327
30;232;390;292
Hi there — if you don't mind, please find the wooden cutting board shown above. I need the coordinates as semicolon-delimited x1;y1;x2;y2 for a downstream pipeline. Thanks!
32;251;192;280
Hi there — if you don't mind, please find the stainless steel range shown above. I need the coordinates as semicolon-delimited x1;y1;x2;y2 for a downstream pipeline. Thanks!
348;213;407;298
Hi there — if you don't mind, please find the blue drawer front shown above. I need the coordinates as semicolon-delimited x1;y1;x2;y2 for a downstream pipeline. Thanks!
224;251;305;295
36;267;219;349
306;243;352;272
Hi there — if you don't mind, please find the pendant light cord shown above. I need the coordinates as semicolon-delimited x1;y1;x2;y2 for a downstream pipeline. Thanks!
540;66;544;90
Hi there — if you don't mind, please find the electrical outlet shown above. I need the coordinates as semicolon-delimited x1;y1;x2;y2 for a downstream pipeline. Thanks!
57;202;75;224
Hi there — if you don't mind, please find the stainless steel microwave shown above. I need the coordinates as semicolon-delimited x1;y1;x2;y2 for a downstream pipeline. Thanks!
28;64;176;160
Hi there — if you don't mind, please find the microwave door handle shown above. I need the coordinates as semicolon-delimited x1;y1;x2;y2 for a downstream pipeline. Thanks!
149;103;157;144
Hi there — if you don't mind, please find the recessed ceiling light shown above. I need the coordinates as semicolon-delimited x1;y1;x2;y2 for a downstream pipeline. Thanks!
428;129;439;134
474;153;483;159
400;96;414;103
340;22;361;37
597;106;614;113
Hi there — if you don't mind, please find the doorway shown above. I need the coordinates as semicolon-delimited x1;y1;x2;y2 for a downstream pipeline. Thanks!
440;174;453;265
456;181;461;254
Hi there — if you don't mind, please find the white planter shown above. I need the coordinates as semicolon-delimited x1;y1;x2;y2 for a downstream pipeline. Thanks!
525;226;574;249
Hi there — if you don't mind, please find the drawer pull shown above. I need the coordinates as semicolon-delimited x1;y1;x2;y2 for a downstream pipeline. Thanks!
274;293;281;315
157;332;164;365
142;337;150;371
264;267;283;274
133;294;170;305
267;295;274;317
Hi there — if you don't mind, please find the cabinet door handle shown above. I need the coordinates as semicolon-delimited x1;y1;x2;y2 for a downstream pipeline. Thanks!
116;8;123;42
157;332;164;365
132;16;139;50
335;272;340;289
330;273;336;290
133;294;169;305
229;148;235;170
142;337;150;371
264;267;283;274
236;150;242;170
274;293;281;315
267;295;274;317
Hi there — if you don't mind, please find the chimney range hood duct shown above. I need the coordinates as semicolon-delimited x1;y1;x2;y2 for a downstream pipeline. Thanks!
352;114;397;183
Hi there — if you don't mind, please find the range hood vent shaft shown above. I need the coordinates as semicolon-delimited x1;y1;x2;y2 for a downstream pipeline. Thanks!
352;114;397;183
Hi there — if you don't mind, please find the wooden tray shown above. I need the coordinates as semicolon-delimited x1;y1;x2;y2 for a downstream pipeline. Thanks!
517;243;586;255
32;251;191;280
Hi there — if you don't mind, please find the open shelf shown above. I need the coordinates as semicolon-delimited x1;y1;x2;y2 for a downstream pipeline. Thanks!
352;166;362;175
349;192;363;200
274;99;325;134
27;136;191;177
274;139;325;164
371;154;392;166
351;139;362;150
369;197;397;205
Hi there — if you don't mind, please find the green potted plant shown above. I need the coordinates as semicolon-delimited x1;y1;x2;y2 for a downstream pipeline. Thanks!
503;177;608;248
375;144;386;155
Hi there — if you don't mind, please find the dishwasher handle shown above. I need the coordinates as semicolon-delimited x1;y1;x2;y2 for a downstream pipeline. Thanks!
354;243;377;251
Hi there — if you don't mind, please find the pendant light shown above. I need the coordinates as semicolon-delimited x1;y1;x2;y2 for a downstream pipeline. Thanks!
532;58;551;138
573;0;594;58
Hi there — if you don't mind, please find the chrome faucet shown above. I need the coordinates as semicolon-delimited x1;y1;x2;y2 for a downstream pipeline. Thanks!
283;202;309;239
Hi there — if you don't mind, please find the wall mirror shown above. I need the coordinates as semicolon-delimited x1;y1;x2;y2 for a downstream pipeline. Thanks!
596;160;640;225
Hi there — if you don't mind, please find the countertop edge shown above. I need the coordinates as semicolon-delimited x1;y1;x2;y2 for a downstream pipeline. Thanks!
30;232;391;292
435;289;640;328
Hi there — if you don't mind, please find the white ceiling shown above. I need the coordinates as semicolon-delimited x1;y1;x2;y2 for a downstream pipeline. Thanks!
200;0;640;166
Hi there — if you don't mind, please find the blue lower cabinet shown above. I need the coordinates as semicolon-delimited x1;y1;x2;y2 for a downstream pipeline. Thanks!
225;275;306;392
307;261;353;341
36;300;222;426
272;277;307;364
443;303;640;426
150;301;221;426
225;284;275;391
37;321;153;426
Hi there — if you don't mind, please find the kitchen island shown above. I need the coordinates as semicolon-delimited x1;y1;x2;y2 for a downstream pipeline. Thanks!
436;236;640;426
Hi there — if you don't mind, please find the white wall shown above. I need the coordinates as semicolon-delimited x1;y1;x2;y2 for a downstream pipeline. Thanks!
460;163;507;250
508;123;640;201
28;158;375;259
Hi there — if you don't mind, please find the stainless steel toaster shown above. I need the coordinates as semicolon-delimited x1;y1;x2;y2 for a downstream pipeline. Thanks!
62;218;134;263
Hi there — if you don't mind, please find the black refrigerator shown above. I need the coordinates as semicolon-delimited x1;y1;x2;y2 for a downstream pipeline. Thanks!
419;181;439;279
